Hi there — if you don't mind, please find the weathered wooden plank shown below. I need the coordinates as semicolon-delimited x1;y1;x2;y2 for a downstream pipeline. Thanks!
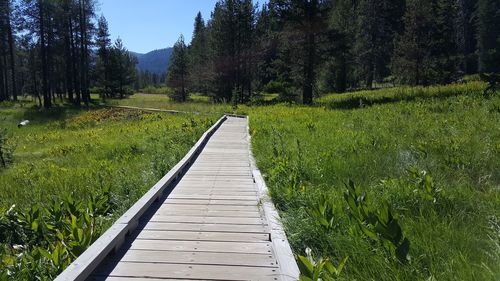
93;262;279;280
159;204;260;212
109;250;277;267
174;183;257;188
136;230;270;242
130;239;272;254
163;198;258;206
150;215;265;225
143;222;268;233
168;195;258;201
170;190;258;195
90;277;191;281
155;208;262;218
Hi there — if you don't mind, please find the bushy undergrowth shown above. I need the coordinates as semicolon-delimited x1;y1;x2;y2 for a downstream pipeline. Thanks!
0;105;216;278
250;83;500;280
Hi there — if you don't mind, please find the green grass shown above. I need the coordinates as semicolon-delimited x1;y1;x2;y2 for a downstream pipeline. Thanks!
317;81;486;109
249;82;500;280
0;104;217;211
0;102;218;278
105;93;247;114
1;82;498;280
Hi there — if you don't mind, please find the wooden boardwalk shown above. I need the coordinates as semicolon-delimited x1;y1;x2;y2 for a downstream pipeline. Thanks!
84;117;298;281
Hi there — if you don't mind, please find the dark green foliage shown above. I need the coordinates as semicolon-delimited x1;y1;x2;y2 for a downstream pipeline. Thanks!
108;38;137;98
477;0;500;74
344;180;410;263
295;248;347;281
0;128;13;168
188;12;209;94
392;0;460;86
355;0;404;88
167;35;189;102
0;189;114;279
208;0;256;103
95;15;112;101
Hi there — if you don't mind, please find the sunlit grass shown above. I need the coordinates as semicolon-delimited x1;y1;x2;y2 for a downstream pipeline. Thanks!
250;83;500;280
0;105;217;212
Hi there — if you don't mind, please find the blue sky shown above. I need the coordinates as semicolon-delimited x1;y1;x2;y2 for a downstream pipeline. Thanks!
99;0;267;54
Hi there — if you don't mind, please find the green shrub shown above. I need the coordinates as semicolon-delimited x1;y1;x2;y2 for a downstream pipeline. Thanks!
0;188;114;279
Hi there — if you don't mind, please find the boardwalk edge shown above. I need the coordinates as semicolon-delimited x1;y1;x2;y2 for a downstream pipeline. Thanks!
247;116;300;281
55;115;227;281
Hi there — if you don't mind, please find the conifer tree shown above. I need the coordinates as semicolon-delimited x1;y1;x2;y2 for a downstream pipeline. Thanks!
477;0;500;73
167;35;189;102
109;38;137;98
188;12;209;94
96;14;111;101
392;0;435;85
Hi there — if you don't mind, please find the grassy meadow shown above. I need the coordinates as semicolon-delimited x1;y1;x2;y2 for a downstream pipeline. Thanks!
105;93;239;114
249;82;500;280
0;81;498;280
0;102;217;278
0;105;217;209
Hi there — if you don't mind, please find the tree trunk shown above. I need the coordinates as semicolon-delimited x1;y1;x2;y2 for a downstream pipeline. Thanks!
303;32;315;105
39;0;51;109
79;0;88;105
6;7;17;101
69;16;80;105
0;54;5;102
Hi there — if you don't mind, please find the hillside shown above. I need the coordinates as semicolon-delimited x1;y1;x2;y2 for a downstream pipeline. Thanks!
131;48;173;75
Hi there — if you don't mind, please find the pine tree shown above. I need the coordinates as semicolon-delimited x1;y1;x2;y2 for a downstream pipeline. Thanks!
96;14;111;101
188;12;209;94
355;0;405;88
392;0;435;85
272;0;331;104
207;0;256;103
167;35;189;102
432;0;460;83
477;0;500;73
109;38;137;98
326;0;357;92
457;0;478;74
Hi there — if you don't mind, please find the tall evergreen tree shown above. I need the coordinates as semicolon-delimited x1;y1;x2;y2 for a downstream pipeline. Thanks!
432;0;460;83
326;0;357;92
273;0;331;104
355;0;405;88
208;0;256;102
477;0;500;73
457;0;478;74
109;38;137;99
392;0;435;85
0;0;17;100
96;14;111;101
167;35;189;102
188;12;209;94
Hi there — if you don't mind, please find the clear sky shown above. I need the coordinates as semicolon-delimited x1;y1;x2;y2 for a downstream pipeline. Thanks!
99;0;266;54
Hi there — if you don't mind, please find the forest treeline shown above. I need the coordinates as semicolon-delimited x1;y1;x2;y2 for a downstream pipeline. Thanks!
1;0;499;107
167;0;500;103
0;0;137;108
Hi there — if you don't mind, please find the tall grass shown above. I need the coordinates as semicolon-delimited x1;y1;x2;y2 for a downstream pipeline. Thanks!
250;83;500;280
317;81;487;109
0;104;217;278
105;93;248;114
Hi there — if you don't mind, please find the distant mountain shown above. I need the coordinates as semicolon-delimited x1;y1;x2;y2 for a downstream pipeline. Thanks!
130;48;173;75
